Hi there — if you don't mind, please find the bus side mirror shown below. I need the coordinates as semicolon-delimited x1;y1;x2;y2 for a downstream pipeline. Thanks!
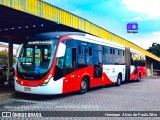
56;43;66;57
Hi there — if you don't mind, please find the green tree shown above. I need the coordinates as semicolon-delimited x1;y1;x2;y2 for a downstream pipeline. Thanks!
0;51;8;67
147;43;160;69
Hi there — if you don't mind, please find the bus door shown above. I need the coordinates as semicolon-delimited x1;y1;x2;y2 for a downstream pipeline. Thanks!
55;40;77;93
80;42;98;87
93;45;103;86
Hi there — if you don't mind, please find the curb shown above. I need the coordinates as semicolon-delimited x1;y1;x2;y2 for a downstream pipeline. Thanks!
0;93;15;100
152;76;158;78
145;76;159;79
0;85;15;100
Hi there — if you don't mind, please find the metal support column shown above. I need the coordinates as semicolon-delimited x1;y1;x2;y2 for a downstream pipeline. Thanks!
151;62;153;76
8;40;13;80
146;61;151;77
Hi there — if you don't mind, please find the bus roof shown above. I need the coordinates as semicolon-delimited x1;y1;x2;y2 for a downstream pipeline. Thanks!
28;32;86;40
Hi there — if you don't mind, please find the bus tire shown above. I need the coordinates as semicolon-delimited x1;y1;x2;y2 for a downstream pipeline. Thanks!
116;74;122;86
79;77;88;94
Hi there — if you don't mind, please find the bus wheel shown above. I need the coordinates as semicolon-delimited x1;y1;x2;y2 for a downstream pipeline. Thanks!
79;77;88;94
116;75;121;86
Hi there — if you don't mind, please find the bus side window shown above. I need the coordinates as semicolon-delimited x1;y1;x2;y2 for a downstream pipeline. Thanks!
64;42;77;68
65;48;72;67
57;57;64;68
89;47;92;56
110;48;112;54
63;47;76;68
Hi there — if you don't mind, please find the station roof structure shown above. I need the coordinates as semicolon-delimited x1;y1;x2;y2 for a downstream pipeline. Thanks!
0;0;160;61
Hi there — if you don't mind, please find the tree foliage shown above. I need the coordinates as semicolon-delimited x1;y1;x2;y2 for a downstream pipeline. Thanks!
148;43;160;57
0;51;8;67
147;43;160;69
0;51;16;68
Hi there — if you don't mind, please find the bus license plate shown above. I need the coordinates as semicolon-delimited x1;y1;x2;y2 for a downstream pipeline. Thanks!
24;87;31;91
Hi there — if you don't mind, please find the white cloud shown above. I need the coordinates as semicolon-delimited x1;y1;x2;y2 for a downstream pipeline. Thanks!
132;15;143;21
121;0;160;20
122;15;145;21
122;15;154;21
126;32;160;49
153;31;160;35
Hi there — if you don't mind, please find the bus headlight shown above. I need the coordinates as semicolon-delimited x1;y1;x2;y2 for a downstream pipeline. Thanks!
41;75;52;86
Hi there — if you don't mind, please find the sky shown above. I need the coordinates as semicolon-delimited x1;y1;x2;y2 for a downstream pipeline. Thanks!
43;0;160;49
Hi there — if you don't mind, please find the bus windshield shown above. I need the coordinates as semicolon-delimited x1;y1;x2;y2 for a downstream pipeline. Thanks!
17;39;58;80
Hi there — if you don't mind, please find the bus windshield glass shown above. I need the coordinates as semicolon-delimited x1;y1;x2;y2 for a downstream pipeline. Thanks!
17;39;58;80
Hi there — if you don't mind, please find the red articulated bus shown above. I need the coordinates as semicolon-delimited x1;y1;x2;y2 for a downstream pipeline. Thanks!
15;32;146;95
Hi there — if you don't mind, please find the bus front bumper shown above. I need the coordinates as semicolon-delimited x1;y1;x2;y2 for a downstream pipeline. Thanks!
14;78;63;95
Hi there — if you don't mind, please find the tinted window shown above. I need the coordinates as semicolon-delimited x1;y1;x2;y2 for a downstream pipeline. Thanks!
113;49;115;54
118;50;120;55
17;40;58;80
79;45;81;55
89;47;92;56
131;53;146;66
123;51;125;56
105;47;108;54
65;48;72;67
110;48;112;54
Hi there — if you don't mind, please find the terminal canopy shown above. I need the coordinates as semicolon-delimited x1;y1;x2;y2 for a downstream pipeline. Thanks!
0;5;81;44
